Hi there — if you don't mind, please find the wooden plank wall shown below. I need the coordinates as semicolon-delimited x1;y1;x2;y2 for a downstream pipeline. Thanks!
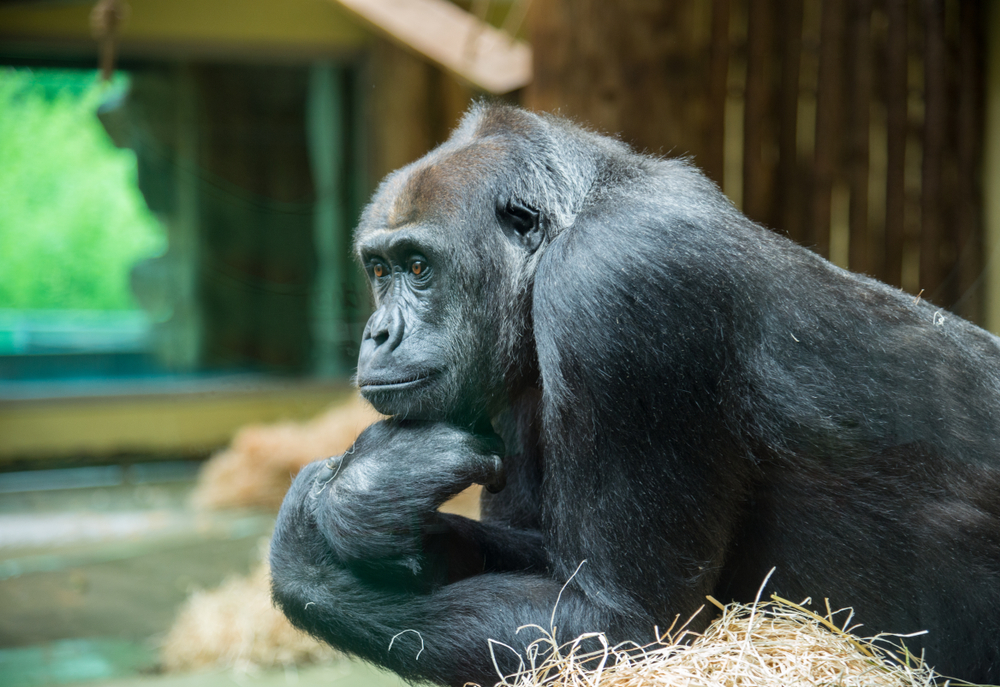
724;0;985;322
527;0;986;324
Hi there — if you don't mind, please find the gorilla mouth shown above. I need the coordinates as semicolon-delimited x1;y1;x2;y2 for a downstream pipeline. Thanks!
357;372;438;392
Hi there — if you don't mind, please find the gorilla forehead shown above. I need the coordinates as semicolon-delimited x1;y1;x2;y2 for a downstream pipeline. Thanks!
368;141;508;233
360;105;547;237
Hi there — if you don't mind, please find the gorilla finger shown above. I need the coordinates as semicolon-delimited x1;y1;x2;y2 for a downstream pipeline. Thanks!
481;453;506;494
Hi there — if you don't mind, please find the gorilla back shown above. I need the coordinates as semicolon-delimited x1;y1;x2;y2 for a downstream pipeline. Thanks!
270;104;1000;685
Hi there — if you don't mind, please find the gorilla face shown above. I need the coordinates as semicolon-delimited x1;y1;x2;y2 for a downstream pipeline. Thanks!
353;136;546;428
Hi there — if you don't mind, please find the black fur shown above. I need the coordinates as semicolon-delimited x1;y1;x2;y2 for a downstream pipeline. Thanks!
270;104;1000;685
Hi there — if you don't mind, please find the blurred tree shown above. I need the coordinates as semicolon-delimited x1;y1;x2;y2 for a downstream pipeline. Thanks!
0;69;165;311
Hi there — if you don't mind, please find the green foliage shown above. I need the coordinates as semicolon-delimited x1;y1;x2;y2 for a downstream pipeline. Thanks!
0;68;166;311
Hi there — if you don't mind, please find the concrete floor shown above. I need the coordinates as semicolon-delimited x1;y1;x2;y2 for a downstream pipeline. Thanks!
80;660;408;687
0;464;406;687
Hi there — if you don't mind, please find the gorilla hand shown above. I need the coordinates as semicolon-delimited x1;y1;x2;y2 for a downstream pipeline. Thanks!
275;419;505;587
271;420;563;687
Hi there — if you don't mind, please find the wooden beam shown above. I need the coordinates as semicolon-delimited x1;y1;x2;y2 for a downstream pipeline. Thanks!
0;0;369;61
0;381;354;460
332;0;532;94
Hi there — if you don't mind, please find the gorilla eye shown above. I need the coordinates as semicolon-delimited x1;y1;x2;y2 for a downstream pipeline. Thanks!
372;263;387;279
410;260;426;277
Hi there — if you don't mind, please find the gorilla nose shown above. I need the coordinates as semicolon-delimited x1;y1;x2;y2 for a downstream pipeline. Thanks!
364;306;404;351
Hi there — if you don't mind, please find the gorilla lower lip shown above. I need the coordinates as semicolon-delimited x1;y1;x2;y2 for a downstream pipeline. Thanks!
359;374;434;391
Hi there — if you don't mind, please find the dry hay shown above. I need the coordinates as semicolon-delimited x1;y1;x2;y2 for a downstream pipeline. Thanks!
190;391;482;517
492;593;945;687
160;550;335;672
191;394;383;511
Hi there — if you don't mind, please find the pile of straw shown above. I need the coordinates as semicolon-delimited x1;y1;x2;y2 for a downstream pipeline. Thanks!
191;394;382;511
496;595;942;687
160;555;335;672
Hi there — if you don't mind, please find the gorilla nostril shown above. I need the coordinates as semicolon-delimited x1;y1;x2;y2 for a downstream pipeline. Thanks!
363;306;405;351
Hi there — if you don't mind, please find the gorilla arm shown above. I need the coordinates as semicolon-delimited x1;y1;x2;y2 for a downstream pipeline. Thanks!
269;420;626;687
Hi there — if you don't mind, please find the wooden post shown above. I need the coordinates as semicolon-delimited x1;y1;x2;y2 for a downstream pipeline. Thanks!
954;0;983;322
705;0;732;187
812;0;845;258
775;0;804;243
743;0;773;225
308;63;349;377
172;64;202;370
883;0;907;289
920;0;946;300
982;1;1000;333
847;0;872;274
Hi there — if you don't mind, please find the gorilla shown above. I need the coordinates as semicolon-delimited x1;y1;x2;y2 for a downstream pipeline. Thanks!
270;104;1000;685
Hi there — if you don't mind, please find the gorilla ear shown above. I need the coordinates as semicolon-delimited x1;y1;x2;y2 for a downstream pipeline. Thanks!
497;198;545;253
